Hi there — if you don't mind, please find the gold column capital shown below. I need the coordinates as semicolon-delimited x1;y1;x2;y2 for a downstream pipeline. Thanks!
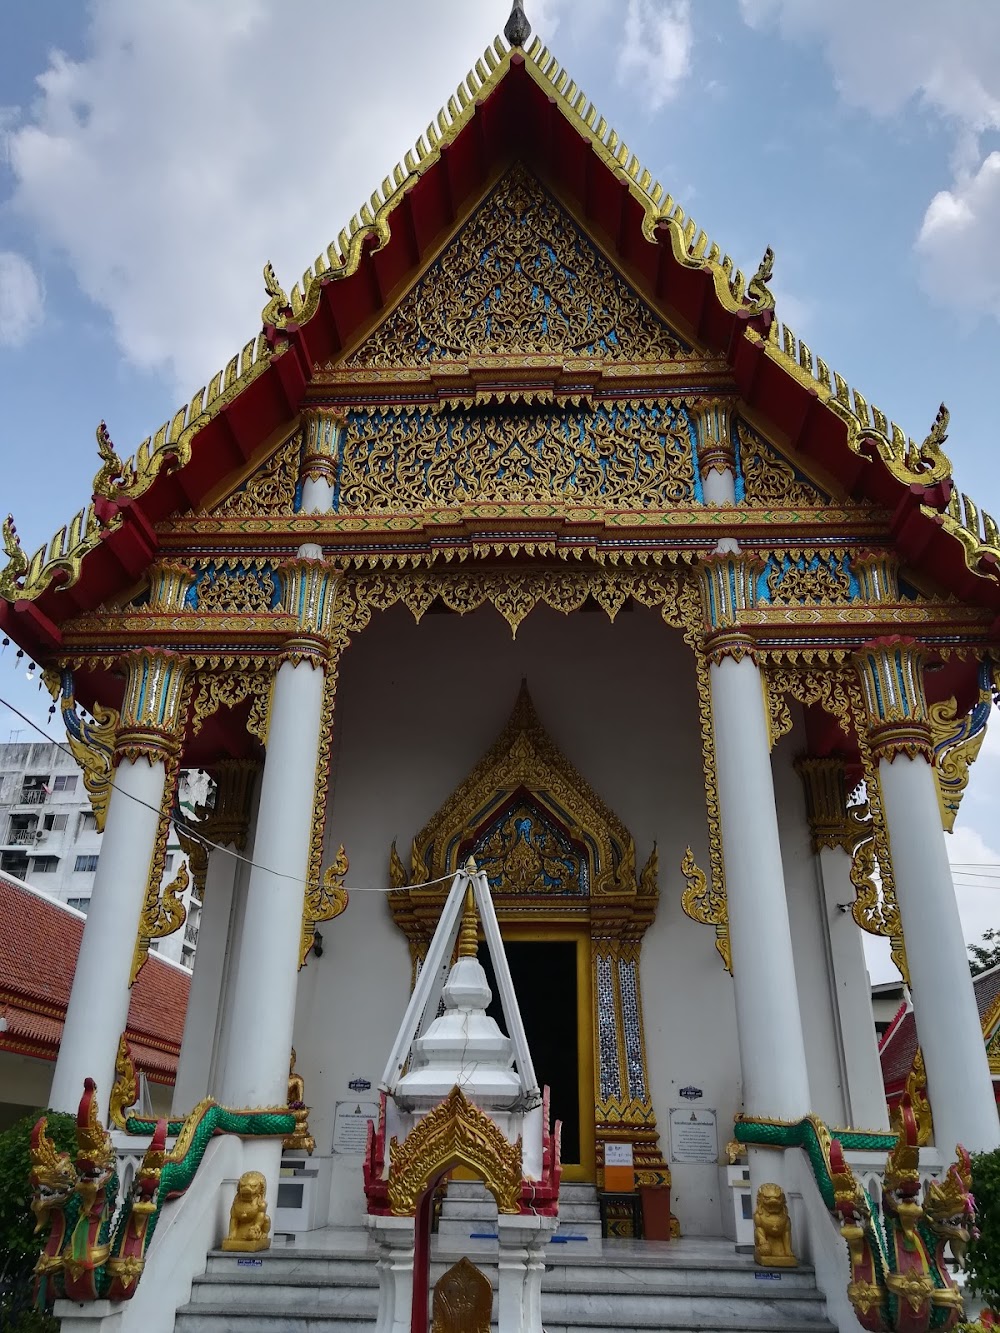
687;397;737;478
116;649;192;764
278;557;341;666
794;755;872;854
299;410;347;486
696;550;764;664
852;637;933;763
851;551;900;605
146;561;197;612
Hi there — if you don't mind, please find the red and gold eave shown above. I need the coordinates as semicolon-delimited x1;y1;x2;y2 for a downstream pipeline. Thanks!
3;41;1000;674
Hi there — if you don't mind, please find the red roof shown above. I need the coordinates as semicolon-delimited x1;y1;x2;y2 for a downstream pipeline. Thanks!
880;966;1000;1097
0;874;188;1083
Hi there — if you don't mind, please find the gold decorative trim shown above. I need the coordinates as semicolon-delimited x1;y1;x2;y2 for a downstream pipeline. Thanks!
299;845;349;969
929;679;991;832
387;1085;522;1216
190;666;274;746
42;669;119;833
680;847;731;973
130;861;189;987
299;645;345;968
109;1035;139;1130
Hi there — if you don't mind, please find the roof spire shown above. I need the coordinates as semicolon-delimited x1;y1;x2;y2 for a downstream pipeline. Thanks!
457;884;479;959
504;0;531;48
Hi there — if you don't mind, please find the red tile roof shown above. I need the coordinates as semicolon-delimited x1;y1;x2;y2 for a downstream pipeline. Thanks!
880;966;1000;1097
0;873;189;1083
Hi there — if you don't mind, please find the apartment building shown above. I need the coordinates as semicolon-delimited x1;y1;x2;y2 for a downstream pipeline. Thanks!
0;740;208;968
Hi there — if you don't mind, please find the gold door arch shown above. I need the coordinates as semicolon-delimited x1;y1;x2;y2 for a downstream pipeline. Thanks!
388;683;669;1188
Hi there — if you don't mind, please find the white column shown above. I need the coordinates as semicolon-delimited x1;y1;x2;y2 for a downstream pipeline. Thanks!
815;847;888;1130
50;757;168;1116
710;651;812;1119
692;398;737;507
795;756;888;1130
50;646;191;1120
299;410;342;515
855;637;1000;1153
219;551;337;1205
172;845;239;1114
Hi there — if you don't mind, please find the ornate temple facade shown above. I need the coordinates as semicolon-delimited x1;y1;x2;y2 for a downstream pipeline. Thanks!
5;15;999;1331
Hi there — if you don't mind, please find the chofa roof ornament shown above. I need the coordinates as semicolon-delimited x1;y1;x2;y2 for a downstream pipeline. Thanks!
505;0;531;48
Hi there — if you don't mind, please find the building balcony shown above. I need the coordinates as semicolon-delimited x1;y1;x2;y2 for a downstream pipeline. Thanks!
19;790;46;806
7;828;39;846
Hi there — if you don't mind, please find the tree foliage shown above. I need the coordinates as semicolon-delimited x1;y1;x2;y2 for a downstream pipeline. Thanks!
0;1109;76;1333
969;928;1000;976
966;1147;1000;1316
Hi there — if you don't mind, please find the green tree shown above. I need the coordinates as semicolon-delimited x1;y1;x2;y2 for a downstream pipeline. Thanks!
968;929;1000;976
0;1109;76;1333
966;1147;1000;1317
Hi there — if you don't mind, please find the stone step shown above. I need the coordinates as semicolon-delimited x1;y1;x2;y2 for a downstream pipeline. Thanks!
176;1309;833;1333
438;1198;597;1224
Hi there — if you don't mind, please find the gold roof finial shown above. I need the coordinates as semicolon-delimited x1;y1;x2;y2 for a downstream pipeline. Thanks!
504;0;531;47
458;884;479;958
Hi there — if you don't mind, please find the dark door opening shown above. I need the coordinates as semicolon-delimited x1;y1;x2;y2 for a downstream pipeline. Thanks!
477;940;581;1165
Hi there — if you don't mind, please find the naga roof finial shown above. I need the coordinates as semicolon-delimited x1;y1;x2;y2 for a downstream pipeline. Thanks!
504;0;531;48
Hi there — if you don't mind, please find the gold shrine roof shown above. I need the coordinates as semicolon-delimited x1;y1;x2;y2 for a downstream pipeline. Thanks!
1;31;999;618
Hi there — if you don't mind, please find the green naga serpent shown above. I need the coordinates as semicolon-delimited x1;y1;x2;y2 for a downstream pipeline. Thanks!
29;1079;296;1307
736;1098;976;1333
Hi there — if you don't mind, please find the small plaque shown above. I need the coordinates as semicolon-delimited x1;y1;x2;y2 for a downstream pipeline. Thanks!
348;1077;372;1092
236;1258;263;1267
332;1100;379;1155
679;1085;703;1101
604;1142;634;1165
669;1107;718;1164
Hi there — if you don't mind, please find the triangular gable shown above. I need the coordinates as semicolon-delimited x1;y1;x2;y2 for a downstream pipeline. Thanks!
2;32;999;642
347;166;687;366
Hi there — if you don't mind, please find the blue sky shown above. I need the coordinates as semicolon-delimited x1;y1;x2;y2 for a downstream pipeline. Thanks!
1;1;998;979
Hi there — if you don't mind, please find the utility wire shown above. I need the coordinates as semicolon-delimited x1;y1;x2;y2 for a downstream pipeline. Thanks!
0;693;450;896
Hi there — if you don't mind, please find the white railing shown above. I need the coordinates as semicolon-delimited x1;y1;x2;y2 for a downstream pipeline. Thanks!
8;827;38;845
19;789;46;805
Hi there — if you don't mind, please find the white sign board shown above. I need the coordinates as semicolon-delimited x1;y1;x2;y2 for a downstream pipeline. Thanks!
604;1142;634;1166
332;1100;379;1155
669;1107;719;1164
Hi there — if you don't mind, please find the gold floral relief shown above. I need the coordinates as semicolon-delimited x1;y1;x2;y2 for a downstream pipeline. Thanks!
736;420;827;507
348;165;685;366
213;433;299;516
335;401;696;512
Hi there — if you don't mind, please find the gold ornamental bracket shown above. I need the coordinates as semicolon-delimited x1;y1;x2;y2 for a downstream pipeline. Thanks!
109;1035;140;1130
299;845;349;968
679;847;731;974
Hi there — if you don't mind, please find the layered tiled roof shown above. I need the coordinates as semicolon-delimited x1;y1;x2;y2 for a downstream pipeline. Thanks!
0;874;188;1083
880;965;1000;1097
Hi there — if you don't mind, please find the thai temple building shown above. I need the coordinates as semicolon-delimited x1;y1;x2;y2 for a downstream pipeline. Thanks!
5;5;998;1331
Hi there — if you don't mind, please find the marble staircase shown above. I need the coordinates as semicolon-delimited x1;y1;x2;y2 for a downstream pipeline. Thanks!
437;1180;602;1246
174;1223;837;1333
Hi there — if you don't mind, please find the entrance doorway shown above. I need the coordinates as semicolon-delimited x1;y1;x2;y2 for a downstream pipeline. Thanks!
477;935;594;1179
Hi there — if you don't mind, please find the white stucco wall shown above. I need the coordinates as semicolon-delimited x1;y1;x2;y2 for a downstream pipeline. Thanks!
291;601;750;1236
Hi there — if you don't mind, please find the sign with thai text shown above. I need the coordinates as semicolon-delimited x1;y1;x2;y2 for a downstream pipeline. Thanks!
332;1100;379;1155
668;1107;719;1164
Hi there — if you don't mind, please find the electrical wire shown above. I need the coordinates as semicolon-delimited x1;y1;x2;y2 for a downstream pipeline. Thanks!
0;692;451;896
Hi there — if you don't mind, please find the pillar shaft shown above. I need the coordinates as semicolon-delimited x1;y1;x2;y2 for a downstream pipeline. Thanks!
879;753;998;1150
711;651;812;1119
50;758;169;1115
171;843;240;1114
50;648;190;1119
854;638;999;1153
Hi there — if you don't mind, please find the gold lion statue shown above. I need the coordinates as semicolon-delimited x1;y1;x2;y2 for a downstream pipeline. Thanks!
753;1182;797;1268
221;1171;271;1253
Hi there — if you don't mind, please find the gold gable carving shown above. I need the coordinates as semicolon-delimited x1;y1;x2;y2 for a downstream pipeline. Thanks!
211;433;300;517
389;682;655;935
348;165;686;366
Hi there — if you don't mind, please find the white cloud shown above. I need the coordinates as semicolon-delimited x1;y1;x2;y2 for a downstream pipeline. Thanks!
738;0;1000;321
0;251;44;347
916;153;1000;318
617;0;693;113
5;0;622;397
